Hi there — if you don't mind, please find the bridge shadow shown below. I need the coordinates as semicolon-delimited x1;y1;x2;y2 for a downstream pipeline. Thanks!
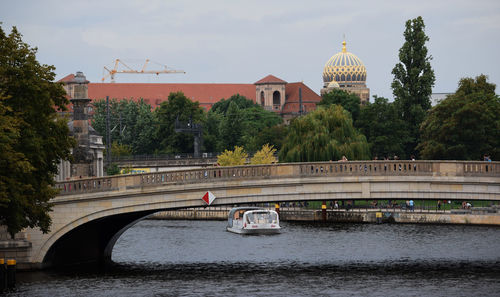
43;210;157;268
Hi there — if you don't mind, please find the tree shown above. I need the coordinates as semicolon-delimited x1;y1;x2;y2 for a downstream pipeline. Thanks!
211;94;258;114
217;146;248;166
0;26;74;237
218;101;243;150
154;92;204;154
203;110;223;153
250;144;277;165
391;16;435;158
356;96;408;159
279;105;370;162
247;124;287;152
92;98;157;155
319;89;361;122
208;94;282;152
418;75;500;160
110;141;132;157
239;106;282;152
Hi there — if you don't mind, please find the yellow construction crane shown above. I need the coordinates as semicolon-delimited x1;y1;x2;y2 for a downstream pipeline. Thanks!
101;59;185;83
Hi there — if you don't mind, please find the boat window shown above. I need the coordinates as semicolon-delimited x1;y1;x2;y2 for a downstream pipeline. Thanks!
246;213;255;224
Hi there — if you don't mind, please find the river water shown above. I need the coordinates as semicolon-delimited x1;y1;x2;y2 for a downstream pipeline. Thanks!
9;220;500;296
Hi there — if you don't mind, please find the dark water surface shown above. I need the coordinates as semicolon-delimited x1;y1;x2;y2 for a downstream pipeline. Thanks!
9;220;500;296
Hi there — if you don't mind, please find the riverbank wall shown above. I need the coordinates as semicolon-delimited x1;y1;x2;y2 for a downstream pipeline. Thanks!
150;207;500;225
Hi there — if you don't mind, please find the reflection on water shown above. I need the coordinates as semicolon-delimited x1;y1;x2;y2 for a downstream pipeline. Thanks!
9;220;500;297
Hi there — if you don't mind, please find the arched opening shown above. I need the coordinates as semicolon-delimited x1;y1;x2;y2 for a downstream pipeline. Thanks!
341;74;345;81
260;91;265;106
272;91;281;110
347;74;351;81
42;210;155;268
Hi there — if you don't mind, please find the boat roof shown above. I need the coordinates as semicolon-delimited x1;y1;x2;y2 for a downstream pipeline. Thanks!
227;207;265;217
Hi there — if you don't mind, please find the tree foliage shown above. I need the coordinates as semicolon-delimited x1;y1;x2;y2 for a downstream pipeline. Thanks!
0;26;74;237
218;101;243;149
92;98;156;155
247;124;287;152
279;105;370;162
211;94;258;114
391;16;435;157
319;89;361;122
356;96;408;159
154;92;204;154
250;144;277;165
418;75;500;160
207;94;282;152
217;146;248;166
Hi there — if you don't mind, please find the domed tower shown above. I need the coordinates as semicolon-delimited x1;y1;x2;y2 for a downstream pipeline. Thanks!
321;41;370;104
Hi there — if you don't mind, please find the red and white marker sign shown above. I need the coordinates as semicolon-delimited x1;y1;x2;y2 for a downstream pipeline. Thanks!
202;191;216;205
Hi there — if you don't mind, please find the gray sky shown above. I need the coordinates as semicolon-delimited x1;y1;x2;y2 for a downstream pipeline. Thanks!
1;0;499;99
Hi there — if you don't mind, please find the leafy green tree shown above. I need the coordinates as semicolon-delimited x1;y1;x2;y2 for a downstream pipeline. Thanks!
319;89;361;122
211;94;258;114
247;124;287;152
0;26;74;237
356;96;408;159
218;101;243;150
208;94;282;152
125;100;156;154
279;105;370;162
391;16;435;158
91;98;121;144
239;106;282;151
217;146;248;166
154;92;204;154
106;163;120;176
203;110;223;152
92;98;157;155
418;75;500;160
250;144;277;164
110;141;132;157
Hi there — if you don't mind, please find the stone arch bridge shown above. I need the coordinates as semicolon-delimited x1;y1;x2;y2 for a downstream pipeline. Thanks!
14;161;500;269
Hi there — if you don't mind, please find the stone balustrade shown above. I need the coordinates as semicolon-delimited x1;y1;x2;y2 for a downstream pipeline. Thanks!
55;161;499;196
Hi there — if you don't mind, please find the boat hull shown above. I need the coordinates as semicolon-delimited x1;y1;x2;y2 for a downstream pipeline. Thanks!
226;226;281;235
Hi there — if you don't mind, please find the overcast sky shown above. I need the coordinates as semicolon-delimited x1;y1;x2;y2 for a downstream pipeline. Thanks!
1;0;499;99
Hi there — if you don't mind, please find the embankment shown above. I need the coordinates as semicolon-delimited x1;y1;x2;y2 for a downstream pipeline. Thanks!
151;208;500;225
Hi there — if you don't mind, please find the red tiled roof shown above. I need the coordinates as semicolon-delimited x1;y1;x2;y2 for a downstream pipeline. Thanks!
254;74;287;85
282;82;321;113
88;83;256;109
58;74;75;82
59;73;321;114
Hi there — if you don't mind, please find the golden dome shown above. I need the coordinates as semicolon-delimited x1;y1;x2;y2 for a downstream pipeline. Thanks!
323;41;366;85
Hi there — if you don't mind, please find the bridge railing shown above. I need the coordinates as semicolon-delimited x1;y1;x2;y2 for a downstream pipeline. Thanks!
55;161;499;196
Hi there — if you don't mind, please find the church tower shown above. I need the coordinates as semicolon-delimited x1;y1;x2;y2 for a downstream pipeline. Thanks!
254;75;287;112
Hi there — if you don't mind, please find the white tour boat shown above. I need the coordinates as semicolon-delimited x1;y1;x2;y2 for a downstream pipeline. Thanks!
226;207;281;234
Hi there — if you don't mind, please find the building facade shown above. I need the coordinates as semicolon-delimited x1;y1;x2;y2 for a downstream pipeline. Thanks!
59;73;322;124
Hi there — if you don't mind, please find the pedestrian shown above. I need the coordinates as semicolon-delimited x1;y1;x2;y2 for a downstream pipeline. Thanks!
437;200;441;210
405;200;409;211
409;200;414;212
